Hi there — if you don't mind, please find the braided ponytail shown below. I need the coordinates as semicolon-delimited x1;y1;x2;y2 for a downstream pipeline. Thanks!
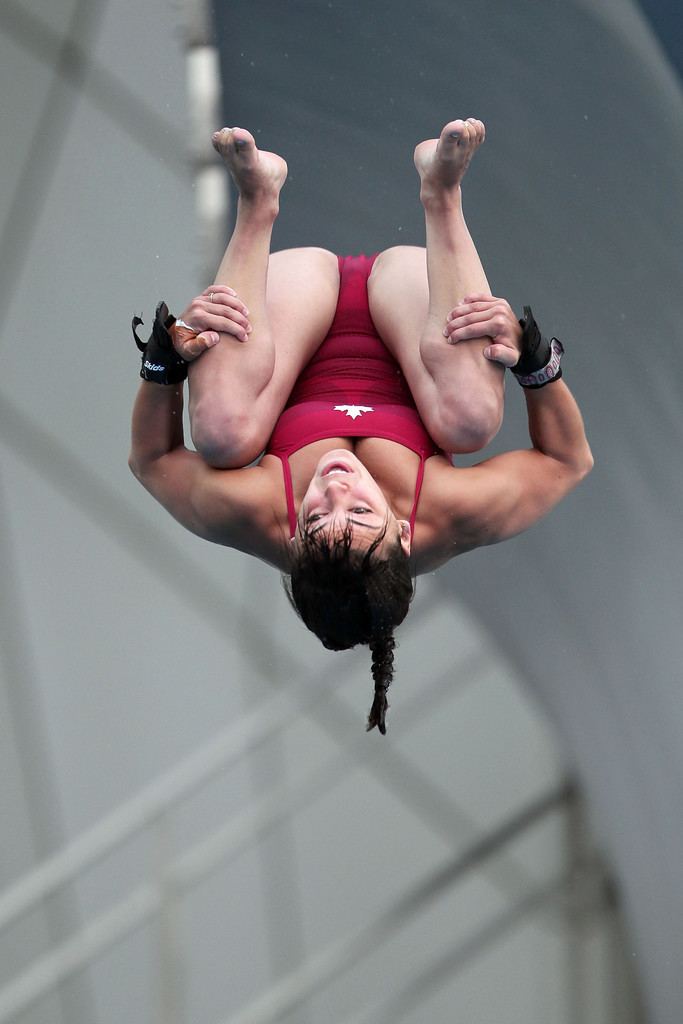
366;633;396;735
284;521;413;735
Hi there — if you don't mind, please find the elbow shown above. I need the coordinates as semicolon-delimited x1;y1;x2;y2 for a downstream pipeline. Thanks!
555;443;593;485
573;444;594;481
128;451;147;482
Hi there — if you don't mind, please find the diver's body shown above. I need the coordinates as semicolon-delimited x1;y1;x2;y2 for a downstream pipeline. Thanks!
130;119;591;573
130;119;591;732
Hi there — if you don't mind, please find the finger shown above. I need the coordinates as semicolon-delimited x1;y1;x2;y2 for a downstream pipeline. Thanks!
183;331;221;359
201;285;237;298
186;302;252;336
446;324;494;344
445;311;505;342
449;295;506;313
207;313;252;339
211;300;252;323
447;308;497;330
195;294;250;317
483;343;519;367
169;322;210;359
448;296;497;319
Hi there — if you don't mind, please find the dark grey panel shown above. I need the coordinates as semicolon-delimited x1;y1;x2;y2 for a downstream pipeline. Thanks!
215;2;683;1021
638;0;683;80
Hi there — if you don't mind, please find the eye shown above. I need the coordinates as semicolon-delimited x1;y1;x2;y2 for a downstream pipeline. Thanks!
306;513;323;525
352;507;371;514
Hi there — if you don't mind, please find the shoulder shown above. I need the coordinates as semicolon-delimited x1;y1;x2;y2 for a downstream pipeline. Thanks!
412;448;589;570
134;448;289;562
405;457;478;573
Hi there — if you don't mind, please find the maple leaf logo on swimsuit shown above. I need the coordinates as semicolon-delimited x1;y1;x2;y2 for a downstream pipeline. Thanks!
334;404;374;420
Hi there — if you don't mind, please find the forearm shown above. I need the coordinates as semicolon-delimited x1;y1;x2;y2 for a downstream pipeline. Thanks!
129;381;185;475
524;379;593;473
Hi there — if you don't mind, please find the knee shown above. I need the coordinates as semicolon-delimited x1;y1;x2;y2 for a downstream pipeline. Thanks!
191;405;266;468
429;393;503;454
370;245;425;276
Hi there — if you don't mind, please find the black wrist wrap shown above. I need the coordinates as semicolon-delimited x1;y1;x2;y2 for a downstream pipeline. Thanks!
512;306;564;389
132;301;188;385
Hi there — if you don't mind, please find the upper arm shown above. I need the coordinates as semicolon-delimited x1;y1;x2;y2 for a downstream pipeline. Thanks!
448;448;591;547
131;447;264;545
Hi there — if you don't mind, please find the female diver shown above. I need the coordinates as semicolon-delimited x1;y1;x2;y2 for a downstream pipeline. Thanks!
130;118;593;734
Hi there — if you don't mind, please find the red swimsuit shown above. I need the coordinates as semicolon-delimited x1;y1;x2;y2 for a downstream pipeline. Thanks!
264;253;442;539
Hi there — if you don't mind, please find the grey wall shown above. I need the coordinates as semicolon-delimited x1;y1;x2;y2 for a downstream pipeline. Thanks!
0;2;584;1022
1;0;676;1020
214;1;683;1021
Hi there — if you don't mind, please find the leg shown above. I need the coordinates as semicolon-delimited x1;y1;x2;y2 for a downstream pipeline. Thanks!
368;119;504;453
188;128;339;467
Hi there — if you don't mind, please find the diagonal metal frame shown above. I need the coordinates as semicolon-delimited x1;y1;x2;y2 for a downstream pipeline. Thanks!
343;874;571;1024
220;784;573;1024
0;773;573;1024
0;473;99;1024
0;656;487;1022
0;6;115;1023
0;0;120;331
0;1;184;170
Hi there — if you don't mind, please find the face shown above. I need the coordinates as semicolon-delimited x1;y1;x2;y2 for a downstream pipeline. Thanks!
296;449;411;555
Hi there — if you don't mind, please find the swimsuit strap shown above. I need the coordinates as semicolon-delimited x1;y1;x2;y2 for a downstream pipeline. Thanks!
278;454;298;540
409;455;426;537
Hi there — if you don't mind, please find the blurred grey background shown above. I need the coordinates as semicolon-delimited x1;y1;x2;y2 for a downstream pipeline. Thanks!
1;0;681;1022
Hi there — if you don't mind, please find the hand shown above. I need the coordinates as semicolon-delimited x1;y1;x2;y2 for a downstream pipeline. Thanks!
170;286;252;360
443;294;522;368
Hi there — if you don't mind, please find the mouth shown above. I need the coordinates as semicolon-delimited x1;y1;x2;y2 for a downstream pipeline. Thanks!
321;461;353;477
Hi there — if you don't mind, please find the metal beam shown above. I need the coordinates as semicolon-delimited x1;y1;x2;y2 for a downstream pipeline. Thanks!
220;783;573;1024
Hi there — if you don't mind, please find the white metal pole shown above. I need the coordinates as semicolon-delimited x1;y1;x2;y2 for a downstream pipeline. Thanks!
181;0;228;285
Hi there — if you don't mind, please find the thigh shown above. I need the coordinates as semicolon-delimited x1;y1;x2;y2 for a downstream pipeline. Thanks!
262;247;340;408
189;248;339;467
367;245;435;410
367;245;504;452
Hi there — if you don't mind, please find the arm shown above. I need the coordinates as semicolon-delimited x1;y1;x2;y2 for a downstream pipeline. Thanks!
443;297;593;546
130;378;276;549
129;380;184;470
128;290;259;543
455;379;593;547
129;380;221;540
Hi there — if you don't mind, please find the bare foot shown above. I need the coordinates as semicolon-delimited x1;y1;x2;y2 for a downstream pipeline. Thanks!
212;127;288;207
414;118;485;204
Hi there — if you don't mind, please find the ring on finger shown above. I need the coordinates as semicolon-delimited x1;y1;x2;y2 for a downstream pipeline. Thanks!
209;292;214;302
175;318;199;333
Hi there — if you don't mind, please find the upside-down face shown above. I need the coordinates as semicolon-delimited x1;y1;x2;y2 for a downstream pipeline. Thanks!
296;449;411;555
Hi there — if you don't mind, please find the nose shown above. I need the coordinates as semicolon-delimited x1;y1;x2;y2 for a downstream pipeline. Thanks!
323;476;350;496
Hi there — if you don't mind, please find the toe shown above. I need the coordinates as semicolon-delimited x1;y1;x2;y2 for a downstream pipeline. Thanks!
466;118;486;144
443;119;466;144
230;127;254;151
211;126;255;156
211;127;231;153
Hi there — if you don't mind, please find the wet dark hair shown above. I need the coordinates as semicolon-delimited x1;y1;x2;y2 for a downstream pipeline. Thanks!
282;520;414;735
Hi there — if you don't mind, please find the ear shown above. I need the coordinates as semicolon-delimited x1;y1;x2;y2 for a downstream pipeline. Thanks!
397;519;412;556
